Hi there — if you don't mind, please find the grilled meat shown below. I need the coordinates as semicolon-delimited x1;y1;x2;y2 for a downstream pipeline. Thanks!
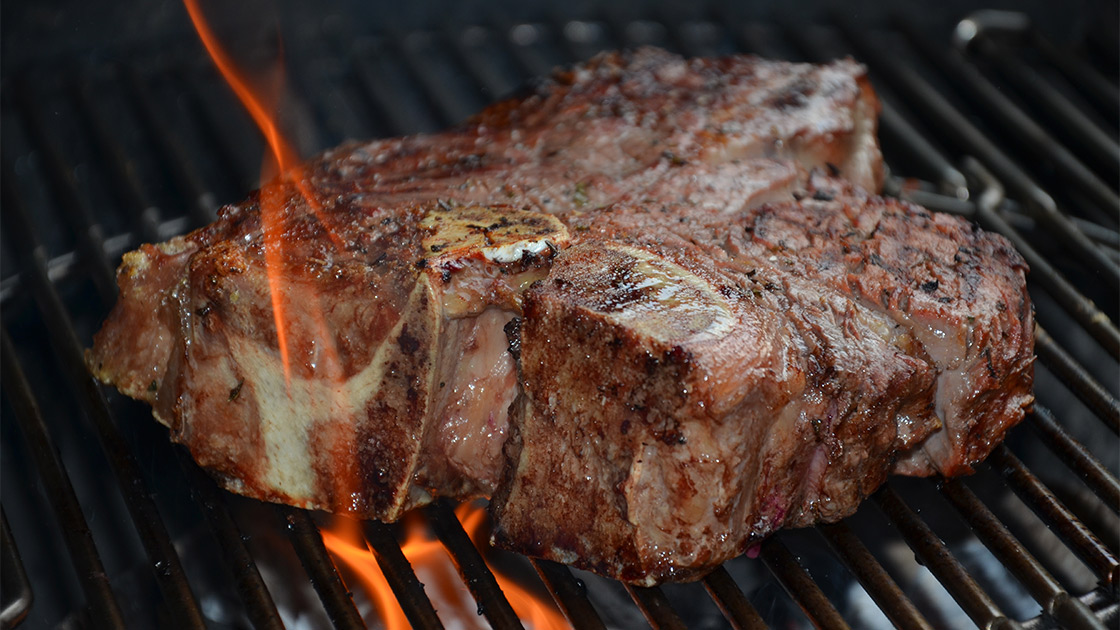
87;48;1033;585
491;173;1033;584
88;48;882;519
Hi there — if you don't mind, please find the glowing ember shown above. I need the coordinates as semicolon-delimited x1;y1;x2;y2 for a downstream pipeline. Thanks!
323;506;570;629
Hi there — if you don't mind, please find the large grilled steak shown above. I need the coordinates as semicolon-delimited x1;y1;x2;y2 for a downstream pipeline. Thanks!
87;48;1033;585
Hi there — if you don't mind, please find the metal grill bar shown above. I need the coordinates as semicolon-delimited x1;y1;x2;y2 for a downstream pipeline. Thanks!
759;539;849;629
70;75;165;243
361;519;446;629
990;446;1120;593
623;584;688;630
963;159;1120;358
1034;326;1120;434
895;16;1120;219
1030;31;1120;117
11;76;119;304
349;42;438;136
490;17;560;79
0;507;32;629
874;485;1023;630
118;64;218;226
940;479;1106;630
0;330;123;627
700;566;767;630
390;31;480;127
179;455;284;630
425;501;524;630
817;521;933;630
965;30;1120;177
282;507;366;629
1028;406;1120;513
833;15;1120;293
529;559;607;630
1;167;207;629
450;25;522;99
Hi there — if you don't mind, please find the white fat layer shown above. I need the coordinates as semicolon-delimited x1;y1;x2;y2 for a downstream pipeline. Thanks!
226;282;424;501
480;238;551;263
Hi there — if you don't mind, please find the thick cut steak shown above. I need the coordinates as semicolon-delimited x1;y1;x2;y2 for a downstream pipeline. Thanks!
87;49;1033;584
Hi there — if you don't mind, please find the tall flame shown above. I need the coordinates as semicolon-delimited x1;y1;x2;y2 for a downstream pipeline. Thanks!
183;0;341;386
323;505;570;629
185;7;569;626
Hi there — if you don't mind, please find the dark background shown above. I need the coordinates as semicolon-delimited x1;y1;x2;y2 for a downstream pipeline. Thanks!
3;0;1117;72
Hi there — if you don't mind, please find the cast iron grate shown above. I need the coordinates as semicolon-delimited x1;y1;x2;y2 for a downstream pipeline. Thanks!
1;6;1117;629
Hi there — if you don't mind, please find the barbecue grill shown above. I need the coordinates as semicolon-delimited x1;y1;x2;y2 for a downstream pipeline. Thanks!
2;2;1117;628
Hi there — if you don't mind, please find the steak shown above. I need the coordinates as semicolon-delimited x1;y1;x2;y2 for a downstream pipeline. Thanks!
86;48;1034;585
88;48;881;518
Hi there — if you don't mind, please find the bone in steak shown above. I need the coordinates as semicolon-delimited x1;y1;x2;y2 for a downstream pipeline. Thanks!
87;48;1033;585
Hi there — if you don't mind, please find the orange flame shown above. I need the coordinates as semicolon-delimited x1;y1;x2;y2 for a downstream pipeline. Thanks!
323;505;570;629
183;0;342;386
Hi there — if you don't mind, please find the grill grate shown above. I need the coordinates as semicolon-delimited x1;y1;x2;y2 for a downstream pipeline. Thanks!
1;6;1117;629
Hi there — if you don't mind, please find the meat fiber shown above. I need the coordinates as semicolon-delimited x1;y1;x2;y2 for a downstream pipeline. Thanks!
86;48;1033;585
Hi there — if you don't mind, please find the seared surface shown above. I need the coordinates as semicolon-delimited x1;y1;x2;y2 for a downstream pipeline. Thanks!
491;174;1032;584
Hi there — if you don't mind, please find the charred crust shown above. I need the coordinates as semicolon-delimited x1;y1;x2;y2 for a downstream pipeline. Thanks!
504;317;523;362
983;347;997;379
228;379;244;402
656;427;687;445
664;345;693;367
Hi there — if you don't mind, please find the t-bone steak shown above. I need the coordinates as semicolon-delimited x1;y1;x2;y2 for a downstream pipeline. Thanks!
87;48;1033;585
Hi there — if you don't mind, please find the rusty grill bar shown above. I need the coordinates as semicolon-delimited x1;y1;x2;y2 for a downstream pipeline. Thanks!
1;6;1117;630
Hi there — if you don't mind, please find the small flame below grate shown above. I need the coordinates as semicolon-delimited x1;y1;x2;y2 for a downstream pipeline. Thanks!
320;503;568;629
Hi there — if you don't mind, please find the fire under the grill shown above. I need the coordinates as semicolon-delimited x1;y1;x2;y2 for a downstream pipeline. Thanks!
1;2;1118;629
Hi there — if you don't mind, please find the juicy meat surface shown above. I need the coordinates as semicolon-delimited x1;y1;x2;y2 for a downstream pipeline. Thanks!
491;174;1033;584
86;48;1034;585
